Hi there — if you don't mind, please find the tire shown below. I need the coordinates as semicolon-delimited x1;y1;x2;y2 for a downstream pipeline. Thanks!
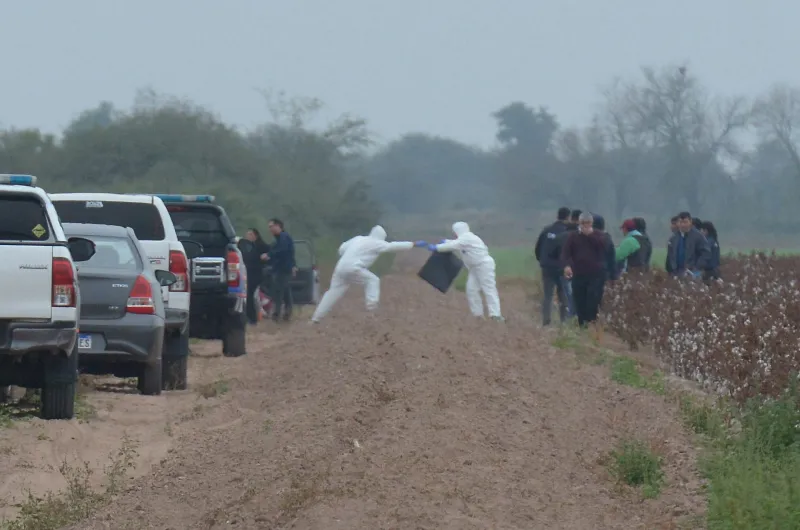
161;330;189;391
41;382;76;420
223;327;246;357
138;361;162;396
223;313;247;358
40;348;79;420
162;356;187;390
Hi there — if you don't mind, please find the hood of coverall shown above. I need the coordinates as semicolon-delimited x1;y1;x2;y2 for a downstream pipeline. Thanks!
452;222;470;237
369;225;387;240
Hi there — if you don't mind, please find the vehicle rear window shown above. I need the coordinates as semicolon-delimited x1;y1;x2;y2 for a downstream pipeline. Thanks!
77;236;140;271
53;200;165;241
0;194;51;242
166;206;229;248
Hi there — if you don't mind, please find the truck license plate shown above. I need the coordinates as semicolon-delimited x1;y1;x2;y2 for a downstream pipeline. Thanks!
78;334;92;349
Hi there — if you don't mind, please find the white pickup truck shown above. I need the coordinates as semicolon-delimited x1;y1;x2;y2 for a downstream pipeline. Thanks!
0;175;96;419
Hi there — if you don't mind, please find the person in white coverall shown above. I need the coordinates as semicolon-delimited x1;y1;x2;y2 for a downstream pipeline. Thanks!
310;225;427;323
429;222;504;321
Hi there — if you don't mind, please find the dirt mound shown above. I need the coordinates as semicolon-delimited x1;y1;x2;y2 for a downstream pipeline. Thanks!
40;255;703;529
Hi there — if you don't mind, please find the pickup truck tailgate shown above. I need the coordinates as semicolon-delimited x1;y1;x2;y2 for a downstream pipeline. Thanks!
0;245;52;319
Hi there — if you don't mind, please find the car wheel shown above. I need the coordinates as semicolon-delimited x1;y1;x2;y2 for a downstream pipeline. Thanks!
223;327;246;357
161;330;189;391
138;361;162;396
40;348;79;420
162;356;188;390
223;313;247;357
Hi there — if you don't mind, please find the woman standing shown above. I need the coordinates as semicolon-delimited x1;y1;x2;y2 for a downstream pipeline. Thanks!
241;228;271;324
700;221;721;281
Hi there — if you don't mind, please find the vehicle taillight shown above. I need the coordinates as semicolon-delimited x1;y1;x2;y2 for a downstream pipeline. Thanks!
127;275;155;314
52;257;76;307
169;250;189;292
227;250;241;287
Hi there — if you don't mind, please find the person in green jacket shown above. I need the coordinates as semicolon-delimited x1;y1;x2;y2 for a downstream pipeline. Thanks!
616;219;650;272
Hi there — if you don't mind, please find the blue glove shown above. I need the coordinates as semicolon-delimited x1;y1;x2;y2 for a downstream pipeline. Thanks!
439;239;447;244
414;240;428;248
427;244;438;252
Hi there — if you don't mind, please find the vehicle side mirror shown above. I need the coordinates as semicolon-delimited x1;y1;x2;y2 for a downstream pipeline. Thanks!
67;237;96;262
155;269;178;287
237;239;254;254
181;240;203;260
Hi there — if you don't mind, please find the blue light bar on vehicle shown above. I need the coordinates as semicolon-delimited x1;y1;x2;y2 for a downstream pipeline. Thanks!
154;194;215;203
0;174;38;186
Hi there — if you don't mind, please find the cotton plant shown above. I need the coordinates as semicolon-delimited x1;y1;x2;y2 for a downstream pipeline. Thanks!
602;253;800;404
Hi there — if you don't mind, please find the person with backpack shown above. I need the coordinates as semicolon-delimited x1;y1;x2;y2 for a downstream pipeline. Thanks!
632;217;653;270
616;219;652;272
535;207;572;326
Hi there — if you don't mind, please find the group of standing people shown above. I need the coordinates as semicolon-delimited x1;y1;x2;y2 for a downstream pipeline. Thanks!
535;207;721;330
666;213;721;281
239;218;297;324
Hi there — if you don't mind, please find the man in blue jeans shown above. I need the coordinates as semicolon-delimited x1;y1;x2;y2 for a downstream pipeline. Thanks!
535;207;574;325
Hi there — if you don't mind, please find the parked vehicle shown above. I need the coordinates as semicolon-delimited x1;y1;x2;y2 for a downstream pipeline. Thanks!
62;223;178;395
289;238;321;307
0;175;96;419
154;194;247;356
50;193;202;390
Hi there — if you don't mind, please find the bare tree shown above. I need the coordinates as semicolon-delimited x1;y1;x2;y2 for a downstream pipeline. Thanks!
600;77;650;219
624;65;749;215
753;84;800;179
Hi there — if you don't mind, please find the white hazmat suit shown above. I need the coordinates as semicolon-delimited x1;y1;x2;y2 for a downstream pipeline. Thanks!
310;226;415;322
433;222;503;320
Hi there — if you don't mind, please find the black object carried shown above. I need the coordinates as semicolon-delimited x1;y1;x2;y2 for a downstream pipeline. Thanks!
418;251;464;293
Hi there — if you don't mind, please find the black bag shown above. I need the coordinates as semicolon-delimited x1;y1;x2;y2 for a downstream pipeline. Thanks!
418;251;464;293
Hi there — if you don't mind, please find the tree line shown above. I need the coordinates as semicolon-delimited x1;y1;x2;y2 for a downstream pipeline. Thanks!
2;64;799;240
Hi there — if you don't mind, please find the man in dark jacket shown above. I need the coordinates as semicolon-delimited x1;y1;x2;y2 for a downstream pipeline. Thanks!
241;228;270;324
535;206;571;326
266;218;297;322
699;220;721;281
665;215;680;273
590;213;619;283
632;217;653;270
666;212;710;278
562;212;608;327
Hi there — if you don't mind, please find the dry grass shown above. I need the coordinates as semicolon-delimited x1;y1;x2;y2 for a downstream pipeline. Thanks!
0;436;138;530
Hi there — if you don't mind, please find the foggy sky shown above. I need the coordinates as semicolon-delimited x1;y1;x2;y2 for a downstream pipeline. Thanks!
3;0;798;147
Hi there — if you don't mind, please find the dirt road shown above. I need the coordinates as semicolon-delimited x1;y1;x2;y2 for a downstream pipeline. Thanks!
1;255;705;529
